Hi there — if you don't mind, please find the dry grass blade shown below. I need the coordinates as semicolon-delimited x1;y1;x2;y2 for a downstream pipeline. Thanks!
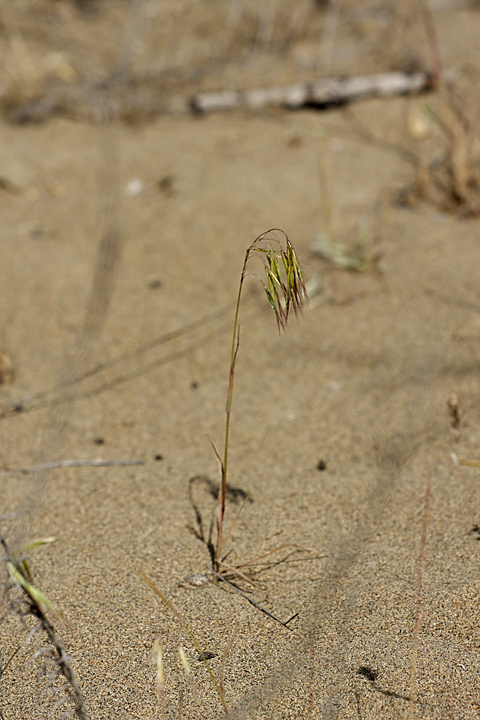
219;497;249;554
138;568;229;715
207;435;224;480
215;560;261;591
151;637;165;704
458;458;480;468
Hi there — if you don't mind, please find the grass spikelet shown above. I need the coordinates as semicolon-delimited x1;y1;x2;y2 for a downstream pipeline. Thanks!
178;646;191;677
250;230;308;332
152;636;165;703
7;562;53;615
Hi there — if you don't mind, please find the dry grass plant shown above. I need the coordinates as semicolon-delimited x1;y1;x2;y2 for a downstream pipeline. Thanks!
140;568;233;717
212;230;308;578
1;218;309;717
399;0;480;215
404;71;480;215
138;230;308;717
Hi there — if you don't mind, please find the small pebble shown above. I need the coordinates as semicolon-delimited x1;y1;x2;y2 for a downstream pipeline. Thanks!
148;276;162;289
185;573;209;587
126;178;143;196
197;651;216;661
158;175;175;196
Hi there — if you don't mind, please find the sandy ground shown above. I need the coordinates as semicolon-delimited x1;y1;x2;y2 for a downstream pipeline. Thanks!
1;1;480;718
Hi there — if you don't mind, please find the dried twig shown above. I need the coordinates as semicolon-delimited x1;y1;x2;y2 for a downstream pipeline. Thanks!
191;71;431;114
2;71;432;124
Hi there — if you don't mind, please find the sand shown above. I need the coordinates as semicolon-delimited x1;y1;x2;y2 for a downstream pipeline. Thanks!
1;1;480;718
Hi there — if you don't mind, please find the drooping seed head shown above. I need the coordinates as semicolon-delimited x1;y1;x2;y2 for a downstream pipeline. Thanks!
247;229;308;331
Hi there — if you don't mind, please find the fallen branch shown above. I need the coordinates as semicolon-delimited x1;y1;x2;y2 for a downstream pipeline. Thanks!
2;71;433;124
190;71;432;114
0;458;144;480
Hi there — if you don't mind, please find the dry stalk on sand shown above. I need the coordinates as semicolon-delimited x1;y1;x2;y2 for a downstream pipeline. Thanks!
211;229;308;577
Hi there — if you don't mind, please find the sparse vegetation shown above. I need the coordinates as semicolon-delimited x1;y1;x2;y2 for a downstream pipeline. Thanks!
1;531;88;719
1;2;479;719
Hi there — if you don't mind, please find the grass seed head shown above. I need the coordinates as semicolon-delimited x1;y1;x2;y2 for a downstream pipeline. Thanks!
248;230;308;332
178;645;191;676
152;637;165;698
